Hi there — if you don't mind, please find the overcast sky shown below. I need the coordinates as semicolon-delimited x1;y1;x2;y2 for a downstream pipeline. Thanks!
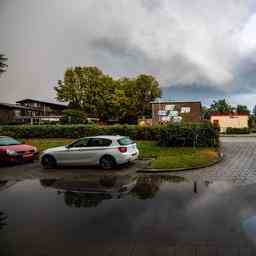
1;0;256;109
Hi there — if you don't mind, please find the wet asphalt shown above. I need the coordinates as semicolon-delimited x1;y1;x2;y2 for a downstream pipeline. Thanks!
1;137;256;255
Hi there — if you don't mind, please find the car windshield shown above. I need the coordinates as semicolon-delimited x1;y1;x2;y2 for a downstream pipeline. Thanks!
0;137;21;146
118;137;134;145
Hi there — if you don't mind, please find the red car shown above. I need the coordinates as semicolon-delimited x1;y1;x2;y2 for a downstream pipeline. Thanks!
0;136;38;164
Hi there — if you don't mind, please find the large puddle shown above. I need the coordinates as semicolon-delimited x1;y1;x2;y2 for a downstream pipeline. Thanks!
1;173;256;255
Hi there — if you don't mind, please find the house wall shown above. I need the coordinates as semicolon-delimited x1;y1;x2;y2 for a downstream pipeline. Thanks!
18;100;65;116
0;108;15;124
210;115;249;133
152;102;202;124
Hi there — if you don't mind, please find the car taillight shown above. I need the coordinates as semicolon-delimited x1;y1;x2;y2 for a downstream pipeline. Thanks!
118;147;127;153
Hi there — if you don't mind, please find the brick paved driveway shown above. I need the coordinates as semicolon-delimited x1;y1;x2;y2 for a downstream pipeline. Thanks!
170;137;256;185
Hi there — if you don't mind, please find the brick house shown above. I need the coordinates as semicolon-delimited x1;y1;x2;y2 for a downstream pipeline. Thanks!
151;100;202;124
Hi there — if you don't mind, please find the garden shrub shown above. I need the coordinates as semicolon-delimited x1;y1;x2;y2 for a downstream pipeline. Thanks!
0;123;219;147
60;109;88;124
226;127;250;134
158;123;219;147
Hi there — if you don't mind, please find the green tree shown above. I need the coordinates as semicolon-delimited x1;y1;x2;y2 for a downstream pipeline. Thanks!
0;54;7;75
60;109;87;124
55;66;117;120
55;67;161;123
209;99;233;113
202;106;211;120
116;75;161;122
237;105;250;114
133;74;161;117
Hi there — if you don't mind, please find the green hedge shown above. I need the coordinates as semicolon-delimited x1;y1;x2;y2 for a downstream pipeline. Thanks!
158;123;219;147
0;123;219;147
226;127;250;134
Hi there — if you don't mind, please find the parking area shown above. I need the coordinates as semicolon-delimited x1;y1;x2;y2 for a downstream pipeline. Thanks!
1;137;256;185
0;159;149;180
2;136;256;255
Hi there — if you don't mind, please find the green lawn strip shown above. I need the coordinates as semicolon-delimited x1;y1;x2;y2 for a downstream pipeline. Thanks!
23;138;73;153
23;139;219;170
137;140;219;169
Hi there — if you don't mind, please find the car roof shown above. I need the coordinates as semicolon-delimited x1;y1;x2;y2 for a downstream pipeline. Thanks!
80;135;126;140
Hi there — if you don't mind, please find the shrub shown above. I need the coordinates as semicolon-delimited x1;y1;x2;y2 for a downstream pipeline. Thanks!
226;127;250;134
0;123;219;147
60;109;87;124
158;123;219;147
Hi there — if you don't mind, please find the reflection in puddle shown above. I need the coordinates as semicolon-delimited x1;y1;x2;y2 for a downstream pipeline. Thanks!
0;211;7;230
40;175;187;207
0;174;255;254
243;216;256;243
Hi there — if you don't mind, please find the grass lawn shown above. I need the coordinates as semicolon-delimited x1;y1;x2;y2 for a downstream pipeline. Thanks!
23;138;219;170
137;141;219;169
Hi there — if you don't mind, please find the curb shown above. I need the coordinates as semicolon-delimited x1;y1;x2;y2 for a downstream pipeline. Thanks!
220;134;256;137
137;151;224;174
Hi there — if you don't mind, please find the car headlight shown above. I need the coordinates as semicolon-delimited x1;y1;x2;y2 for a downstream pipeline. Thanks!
6;149;18;156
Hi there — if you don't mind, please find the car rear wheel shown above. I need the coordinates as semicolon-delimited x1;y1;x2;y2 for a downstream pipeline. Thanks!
41;155;57;169
100;156;116;170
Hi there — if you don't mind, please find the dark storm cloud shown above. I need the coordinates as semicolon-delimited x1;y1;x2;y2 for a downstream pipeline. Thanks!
1;0;256;107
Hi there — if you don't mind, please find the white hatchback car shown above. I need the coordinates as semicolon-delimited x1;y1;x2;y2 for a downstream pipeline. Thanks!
40;135;139;170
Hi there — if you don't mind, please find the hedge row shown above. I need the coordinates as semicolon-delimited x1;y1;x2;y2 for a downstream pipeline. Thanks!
0;123;219;147
159;123;219;147
226;127;250;134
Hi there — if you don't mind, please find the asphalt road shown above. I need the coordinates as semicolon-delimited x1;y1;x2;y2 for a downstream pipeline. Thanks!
0;159;149;180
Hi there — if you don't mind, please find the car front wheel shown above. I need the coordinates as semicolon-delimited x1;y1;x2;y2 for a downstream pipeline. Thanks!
100;156;116;170
41;155;57;169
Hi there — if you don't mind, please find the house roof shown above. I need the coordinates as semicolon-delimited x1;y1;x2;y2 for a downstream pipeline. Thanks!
150;100;201;104
16;98;67;108
0;102;38;110
210;112;249;117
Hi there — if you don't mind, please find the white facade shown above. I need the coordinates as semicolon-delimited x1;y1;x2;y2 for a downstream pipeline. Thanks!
210;114;249;133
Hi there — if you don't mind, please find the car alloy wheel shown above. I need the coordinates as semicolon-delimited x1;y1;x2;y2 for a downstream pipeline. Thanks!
41;155;56;169
100;156;115;170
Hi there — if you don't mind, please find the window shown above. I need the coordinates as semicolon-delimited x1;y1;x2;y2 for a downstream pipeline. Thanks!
69;138;89;148
181;107;191;113
14;110;21;117
213;120;219;128
118;137;134;145
87;138;112;147
165;105;175;111
0;137;21;146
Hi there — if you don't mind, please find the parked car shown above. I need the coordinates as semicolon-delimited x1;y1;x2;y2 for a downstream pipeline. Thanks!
40;135;139;170
0;136;38;164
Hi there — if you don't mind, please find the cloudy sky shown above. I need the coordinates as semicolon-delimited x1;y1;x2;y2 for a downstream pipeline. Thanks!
1;0;256;109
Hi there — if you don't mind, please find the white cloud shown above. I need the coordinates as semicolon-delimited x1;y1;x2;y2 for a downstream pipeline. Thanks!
0;0;256;102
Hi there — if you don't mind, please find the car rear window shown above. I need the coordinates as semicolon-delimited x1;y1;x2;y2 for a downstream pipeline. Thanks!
118;137;134;146
0;137;21;146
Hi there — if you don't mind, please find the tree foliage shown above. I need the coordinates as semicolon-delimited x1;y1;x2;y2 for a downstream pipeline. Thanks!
0;54;7;75
209;99;233;113
55;66;161;123
236;105;250;114
60;109;88;124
